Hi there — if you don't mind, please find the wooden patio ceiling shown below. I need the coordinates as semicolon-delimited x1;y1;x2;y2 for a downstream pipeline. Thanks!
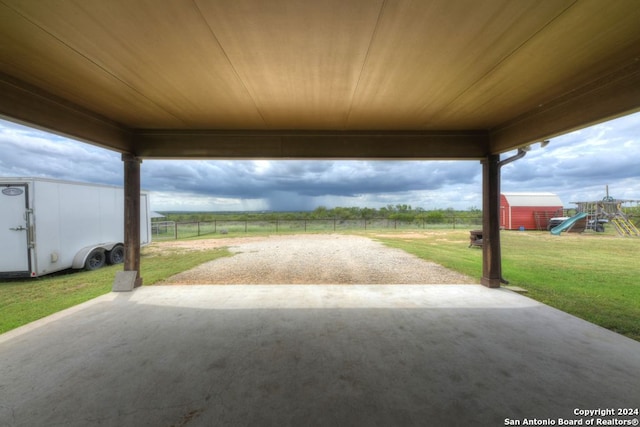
1;0;639;159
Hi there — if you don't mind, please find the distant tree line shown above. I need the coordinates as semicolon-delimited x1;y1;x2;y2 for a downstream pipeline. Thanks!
158;204;640;228
159;205;483;223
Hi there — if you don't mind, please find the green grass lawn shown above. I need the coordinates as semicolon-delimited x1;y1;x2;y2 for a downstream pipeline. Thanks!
0;246;231;334
375;229;640;342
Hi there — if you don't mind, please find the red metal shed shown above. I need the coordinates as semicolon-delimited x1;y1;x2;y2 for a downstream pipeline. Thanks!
500;193;563;230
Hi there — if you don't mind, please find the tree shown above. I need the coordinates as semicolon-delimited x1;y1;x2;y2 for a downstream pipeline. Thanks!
426;210;445;224
361;207;376;219
311;206;330;219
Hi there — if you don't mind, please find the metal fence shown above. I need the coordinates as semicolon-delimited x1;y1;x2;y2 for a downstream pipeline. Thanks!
151;217;483;240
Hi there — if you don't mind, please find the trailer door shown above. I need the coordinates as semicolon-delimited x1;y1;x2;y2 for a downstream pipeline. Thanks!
0;184;30;275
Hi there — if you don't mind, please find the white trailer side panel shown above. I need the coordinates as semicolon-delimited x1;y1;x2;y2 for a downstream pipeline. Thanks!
32;180;127;276
1;178;150;278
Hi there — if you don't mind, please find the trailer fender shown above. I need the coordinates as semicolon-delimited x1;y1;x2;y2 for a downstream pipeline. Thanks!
72;243;121;270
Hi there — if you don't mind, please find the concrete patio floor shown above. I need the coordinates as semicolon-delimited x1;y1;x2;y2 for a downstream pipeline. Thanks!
1;285;639;427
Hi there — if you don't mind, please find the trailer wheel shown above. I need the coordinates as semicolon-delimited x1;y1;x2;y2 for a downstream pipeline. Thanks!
85;249;106;271
107;245;125;265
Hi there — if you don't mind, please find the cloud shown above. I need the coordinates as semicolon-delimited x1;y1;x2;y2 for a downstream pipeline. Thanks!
0;121;122;185
142;158;481;204
0;111;639;211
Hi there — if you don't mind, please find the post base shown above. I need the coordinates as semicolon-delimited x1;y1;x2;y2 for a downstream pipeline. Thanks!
481;277;501;288
112;270;141;292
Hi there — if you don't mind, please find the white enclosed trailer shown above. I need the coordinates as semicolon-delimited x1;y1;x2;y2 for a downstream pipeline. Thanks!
0;177;150;278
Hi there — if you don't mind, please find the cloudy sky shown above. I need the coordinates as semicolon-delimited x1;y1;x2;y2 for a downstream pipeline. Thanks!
1;112;639;212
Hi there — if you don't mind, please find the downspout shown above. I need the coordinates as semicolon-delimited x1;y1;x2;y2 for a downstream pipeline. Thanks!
498;147;528;168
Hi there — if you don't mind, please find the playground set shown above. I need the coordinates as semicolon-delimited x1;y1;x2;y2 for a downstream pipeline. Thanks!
550;190;640;237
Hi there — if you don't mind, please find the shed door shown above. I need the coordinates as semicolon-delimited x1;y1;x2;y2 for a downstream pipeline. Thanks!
0;185;30;275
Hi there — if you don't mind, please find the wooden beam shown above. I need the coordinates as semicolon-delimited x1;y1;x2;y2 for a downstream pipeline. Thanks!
122;154;142;288
132;130;490;159
0;72;133;153
490;59;640;153
481;154;501;288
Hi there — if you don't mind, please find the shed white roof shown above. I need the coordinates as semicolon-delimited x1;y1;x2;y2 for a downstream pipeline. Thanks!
502;192;562;207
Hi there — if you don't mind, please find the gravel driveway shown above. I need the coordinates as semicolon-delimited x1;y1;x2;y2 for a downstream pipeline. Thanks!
159;234;476;285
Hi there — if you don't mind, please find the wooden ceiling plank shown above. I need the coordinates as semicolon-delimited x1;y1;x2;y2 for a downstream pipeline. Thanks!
195;0;383;129
490;59;640;153
435;0;640;128
347;0;574;129
0;2;183;128
1;0;266;128
132;130;489;160
0;72;132;152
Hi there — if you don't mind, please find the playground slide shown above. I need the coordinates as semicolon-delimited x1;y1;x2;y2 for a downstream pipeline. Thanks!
550;212;588;235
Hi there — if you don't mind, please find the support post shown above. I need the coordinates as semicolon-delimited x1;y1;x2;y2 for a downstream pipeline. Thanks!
481;154;502;288
122;153;142;288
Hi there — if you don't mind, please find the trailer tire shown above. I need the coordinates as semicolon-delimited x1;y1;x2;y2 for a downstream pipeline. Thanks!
85;248;106;271
107;245;125;265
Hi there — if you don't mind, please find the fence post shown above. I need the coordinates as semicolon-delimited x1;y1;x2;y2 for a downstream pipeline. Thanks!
197;221;201;236
364;219;367;230
334;219;336;231
175;222;178;239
